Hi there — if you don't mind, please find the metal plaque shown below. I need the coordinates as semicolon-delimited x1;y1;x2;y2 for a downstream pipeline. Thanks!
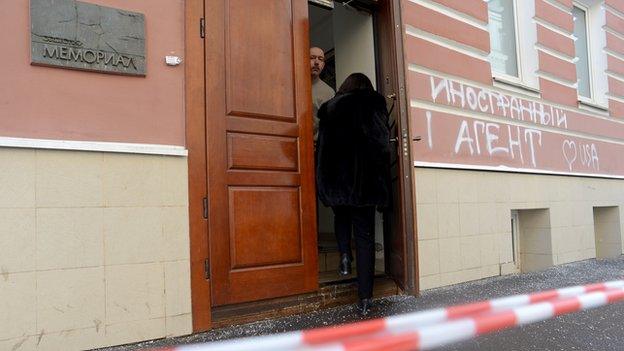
30;0;146;76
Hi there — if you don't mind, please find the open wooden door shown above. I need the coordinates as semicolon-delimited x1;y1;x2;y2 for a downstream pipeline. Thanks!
205;0;318;306
375;0;418;294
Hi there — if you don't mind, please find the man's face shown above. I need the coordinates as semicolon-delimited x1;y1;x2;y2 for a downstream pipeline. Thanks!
310;47;325;79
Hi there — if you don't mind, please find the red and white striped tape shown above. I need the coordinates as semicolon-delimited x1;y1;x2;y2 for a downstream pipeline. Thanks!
300;287;624;351
151;280;624;351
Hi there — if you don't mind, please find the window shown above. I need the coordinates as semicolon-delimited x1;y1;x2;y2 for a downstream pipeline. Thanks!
487;0;539;92
573;1;608;108
573;5;592;99
488;0;519;78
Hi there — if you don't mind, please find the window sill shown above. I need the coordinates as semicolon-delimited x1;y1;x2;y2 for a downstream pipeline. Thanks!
492;76;541;98
578;98;609;116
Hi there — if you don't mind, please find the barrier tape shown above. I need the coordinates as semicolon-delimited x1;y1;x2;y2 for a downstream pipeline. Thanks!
150;280;624;351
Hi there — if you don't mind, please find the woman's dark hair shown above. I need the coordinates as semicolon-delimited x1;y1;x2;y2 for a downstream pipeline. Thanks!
337;73;374;94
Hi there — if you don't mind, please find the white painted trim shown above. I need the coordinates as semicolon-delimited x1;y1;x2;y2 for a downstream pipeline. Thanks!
535;69;579;88
408;0;489;31
578;96;609;114
492;76;542;98
603;25;624;41
587;2;609;107
411;99;624;145
535;43;578;63
544;0;574;15
0;136;188;156
408;64;624;123
606;92;624;104
533;16;578;40
516;0;541;89
573;2;596;100
603;3;624;21
405;25;490;61
605;69;624;82
578;95;594;105
414;161;624;180
533;16;577;41
493;72;524;86
604;47;624;61
578;99;609;115
511;0;524;80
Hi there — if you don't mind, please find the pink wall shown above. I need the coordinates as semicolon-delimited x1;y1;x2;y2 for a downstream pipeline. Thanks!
0;0;185;146
402;0;624;178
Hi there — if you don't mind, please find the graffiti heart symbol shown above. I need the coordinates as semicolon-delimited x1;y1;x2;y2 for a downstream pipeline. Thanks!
562;140;577;171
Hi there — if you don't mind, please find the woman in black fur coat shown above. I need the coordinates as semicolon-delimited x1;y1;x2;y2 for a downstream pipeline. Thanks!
316;73;391;315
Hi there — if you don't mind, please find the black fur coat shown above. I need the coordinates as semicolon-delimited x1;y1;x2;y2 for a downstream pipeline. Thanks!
316;89;392;208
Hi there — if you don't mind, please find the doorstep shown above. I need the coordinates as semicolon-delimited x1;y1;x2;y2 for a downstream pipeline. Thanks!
211;276;400;328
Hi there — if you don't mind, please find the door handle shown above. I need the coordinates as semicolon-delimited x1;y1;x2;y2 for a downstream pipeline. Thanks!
386;93;397;100
389;137;398;143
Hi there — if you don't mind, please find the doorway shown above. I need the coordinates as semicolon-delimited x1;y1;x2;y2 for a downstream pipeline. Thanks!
186;0;416;332
309;1;387;285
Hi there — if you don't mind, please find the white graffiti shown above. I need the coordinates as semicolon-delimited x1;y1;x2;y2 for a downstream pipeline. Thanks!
562;140;577;170
562;139;600;171
426;110;433;150
424;110;601;172
453;118;543;167
430;77;568;129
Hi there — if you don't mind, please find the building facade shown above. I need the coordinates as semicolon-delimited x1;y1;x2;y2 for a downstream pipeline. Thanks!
0;0;623;350
409;0;624;289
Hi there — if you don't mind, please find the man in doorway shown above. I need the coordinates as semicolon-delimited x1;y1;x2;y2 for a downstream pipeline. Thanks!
310;46;335;145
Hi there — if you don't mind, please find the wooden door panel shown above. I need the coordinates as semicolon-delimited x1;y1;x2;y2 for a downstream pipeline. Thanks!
226;117;300;137
226;0;296;120
227;133;299;172
228;187;303;269
226;172;301;187
207;0;317;306
223;263;313;303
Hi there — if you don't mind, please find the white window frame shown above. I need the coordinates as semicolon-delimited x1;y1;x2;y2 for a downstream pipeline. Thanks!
575;0;609;109
488;0;523;83
573;2;596;104
488;0;540;94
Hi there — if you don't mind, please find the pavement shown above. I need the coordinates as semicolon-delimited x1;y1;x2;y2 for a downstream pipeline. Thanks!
96;257;624;351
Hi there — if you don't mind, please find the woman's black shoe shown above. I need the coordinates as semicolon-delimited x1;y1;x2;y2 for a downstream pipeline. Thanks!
357;298;372;316
338;253;352;276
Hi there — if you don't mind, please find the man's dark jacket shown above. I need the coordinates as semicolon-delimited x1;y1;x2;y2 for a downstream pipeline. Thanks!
316;89;392;208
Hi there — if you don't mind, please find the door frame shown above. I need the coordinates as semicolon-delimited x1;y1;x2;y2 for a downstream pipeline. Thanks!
185;0;419;333
347;0;418;295
382;0;419;296
186;0;211;332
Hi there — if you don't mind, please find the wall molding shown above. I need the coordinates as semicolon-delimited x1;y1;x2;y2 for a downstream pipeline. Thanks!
605;69;624;82
603;3;624;21
535;69;579;88
606;92;624;104
534;16;577;40
405;25;489;61
543;0;573;15
408;0;488;31
414;161;624;180
603;25;624;41
0;136;188;156
535;43;578;63
604;47;624;62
